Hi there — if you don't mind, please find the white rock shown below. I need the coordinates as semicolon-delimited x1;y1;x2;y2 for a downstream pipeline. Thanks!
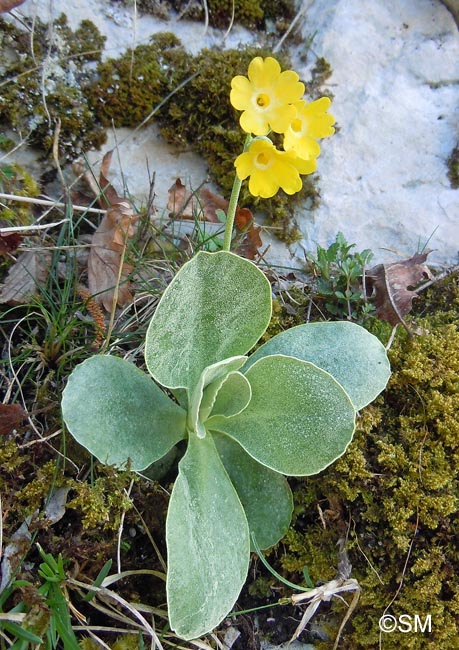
292;0;459;266
10;0;459;266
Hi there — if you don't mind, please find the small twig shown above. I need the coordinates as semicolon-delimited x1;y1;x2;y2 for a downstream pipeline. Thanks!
273;2;308;53
0;193;107;216
223;0;236;39
415;263;459;293
386;324;398;350
0;131;34;161
201;0;209;34
52;118;66;189
117;478;135;574
0;219;70;234
351;520;384;585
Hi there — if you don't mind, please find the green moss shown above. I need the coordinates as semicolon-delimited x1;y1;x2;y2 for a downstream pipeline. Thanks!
447;142;459;189
16;460;68;515
67;465;135;530
275;280;459;648
85;32;182;128
127;0;296;30
305;56;334;98
167;0;296;29
0;15;106;161
0;163;40;224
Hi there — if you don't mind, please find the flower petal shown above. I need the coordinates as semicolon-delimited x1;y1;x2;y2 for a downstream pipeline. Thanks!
249;170;279;198
234;151;254;180
247;56;281;86
284;131;321;160
271;158;302;195
230;75;253;110
275;70;305;103
240;110;270;136
267;103;297;135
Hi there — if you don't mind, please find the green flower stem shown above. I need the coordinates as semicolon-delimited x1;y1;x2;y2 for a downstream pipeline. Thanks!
223;134;253;251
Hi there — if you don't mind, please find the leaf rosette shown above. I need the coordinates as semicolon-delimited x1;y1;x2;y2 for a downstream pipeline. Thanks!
62;250;390;640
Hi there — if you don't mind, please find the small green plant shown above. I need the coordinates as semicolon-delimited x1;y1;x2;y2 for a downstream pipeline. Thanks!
61;57;391;640
0;546;80;649
306;232;374;321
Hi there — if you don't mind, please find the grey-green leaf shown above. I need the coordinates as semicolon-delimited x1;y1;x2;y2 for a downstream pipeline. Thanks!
208;371;252;419
245;321;390;410
208;354;355;476
145;251;272;392
188;356;247;437
212;432;293;550
62;355;186;471
166;432;250;640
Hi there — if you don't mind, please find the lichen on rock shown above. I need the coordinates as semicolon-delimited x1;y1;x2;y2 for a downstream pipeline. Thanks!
0;14;106;161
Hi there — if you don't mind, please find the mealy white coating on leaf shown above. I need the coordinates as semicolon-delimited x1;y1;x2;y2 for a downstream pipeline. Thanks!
144;251;272;392
213;431;293;550
166;432;249;640
208;354;356;476
188;356;247;435
245;321;391;410
204;371;252;420
61;355;186;471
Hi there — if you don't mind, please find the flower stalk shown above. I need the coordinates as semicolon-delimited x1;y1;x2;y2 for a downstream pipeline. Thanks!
223;133;252;251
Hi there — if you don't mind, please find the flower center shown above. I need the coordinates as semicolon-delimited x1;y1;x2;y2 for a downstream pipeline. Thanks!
291;118;303;133
255;151;271;168
256;93;270;108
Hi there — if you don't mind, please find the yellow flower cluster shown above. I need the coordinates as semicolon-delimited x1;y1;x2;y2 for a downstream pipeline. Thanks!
230;57;335;198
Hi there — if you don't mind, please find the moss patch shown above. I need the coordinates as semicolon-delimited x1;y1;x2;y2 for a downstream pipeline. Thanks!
0;163;40;225
447;142;459;189
129;0;296;30
277;280;459;648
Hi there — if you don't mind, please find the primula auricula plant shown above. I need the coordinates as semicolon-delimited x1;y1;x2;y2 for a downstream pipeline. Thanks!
62;57;390;641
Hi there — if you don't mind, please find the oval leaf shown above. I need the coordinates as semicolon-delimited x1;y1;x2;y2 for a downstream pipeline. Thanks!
208;355;355;476
245;321;390;410
145;251;272;392
213;432;293;550
62;355;186;471
206;371;252;420
189;356;247;437
166;432;250;640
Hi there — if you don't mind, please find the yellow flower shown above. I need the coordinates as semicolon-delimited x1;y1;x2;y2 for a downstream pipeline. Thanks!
230;57;305;136
283;97;335;159
235;138;317;198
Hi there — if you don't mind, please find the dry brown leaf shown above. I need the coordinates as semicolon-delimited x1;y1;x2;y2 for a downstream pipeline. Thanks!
366;251;433;333
88;201;138;312
167;178;227;222
98;150;124;208
0;403;27;435
167;178;263;260
86;150;140;312
0;250;51;304
0;0;26;12
0;231;23;255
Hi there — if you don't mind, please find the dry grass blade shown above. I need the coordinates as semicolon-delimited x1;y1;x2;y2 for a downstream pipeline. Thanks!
0;192;106;217
290;577;361;647
101;569;166;589
68;578;165;649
